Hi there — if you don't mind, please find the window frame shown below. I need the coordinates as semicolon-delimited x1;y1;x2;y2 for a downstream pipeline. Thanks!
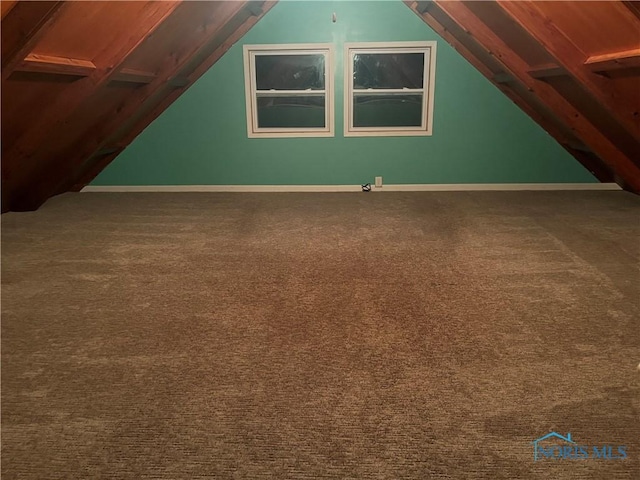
344;41;437;137
243;43;335;138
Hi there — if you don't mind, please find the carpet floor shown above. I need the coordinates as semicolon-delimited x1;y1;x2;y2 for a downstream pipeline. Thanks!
2;191;639;479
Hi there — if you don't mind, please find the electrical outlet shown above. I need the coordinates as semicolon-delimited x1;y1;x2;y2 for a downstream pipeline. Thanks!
375;176;383;188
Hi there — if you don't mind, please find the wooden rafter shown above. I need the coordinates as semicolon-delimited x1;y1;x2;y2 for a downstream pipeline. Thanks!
497;0;640;141
527;63;566;79
47;0;257;198
4;1;183;210
16;1;275;208
406;1;496;79
430;0;640;191
1;0;18;20
492;72;513;84
623;1;640;20
1;1;65;81
585;48;640;73
73;1;278;191
17;53;96;77
112;68;157;84
3;0;639;212
405;1;614;183
4;2;181;161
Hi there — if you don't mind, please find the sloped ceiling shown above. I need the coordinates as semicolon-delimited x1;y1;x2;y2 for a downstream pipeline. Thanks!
1;0;275;212
2;1;639;212
406;0;640;192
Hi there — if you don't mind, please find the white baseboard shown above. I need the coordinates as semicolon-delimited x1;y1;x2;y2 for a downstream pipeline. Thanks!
82;183;621;193
376;183;622;191
81;185;362;192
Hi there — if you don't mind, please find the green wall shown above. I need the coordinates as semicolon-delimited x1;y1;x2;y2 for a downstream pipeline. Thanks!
92;0;596;186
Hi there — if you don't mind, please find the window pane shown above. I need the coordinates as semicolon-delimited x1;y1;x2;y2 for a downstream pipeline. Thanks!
353;53;424;89
255;54;325;90
353;94;423;128
257;96;325;128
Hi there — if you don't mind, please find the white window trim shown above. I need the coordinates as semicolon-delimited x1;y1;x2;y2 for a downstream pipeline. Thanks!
344;41;437;137
243;43;335;138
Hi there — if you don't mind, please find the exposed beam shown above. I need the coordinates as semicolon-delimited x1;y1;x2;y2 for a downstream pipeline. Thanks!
112;68;157;84
4;1;181;162
4;1;183;210
432;0;640;192
403;1;496;79
1;0;18;20
492;72;513;84
527;63;567;80
406;0;612;183
415;1;432;15
496;0;640;141
22;1;275;207
623;1;640;21
247;2;264;17
94;147;122;157
169;76;190;88
565;148;615;183
123;1;277;142
567;141;592;154
1;1;65;81
585;48;640;73
507;80;616;181
17;53;96;77
74;1;277;191
66;1;257;193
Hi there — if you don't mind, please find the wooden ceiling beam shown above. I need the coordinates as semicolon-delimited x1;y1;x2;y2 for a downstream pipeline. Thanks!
527;63;567;80
492;72;513;84
585;48;640;73
1;1;65;81
111;68;157;84
4;1;181;163
623;1;640;21
415;1;431;15
63;0;257;194
566;148;616;184
20;1;275;207
406;0;549;131
405;0;613;183
567;141;592;154
94;146;122;157
168;76;190;88
17;53;96;77
431;0;640;191
73;1;277;191
3;1;183;210
1;0;18;20
496;0;640;141
404;1;495;79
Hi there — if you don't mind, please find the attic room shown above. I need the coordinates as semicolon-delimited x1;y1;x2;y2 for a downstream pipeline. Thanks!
1;0;638;477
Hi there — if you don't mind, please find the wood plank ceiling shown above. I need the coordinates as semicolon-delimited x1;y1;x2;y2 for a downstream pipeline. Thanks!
1;0;275;212
406;1;640;192
1;1;639;212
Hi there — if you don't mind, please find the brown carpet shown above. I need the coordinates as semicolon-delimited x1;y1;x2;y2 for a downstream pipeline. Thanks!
2;191;639;479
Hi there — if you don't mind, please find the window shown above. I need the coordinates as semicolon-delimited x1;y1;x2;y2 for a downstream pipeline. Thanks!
344;42;436;137
243;44;334;138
